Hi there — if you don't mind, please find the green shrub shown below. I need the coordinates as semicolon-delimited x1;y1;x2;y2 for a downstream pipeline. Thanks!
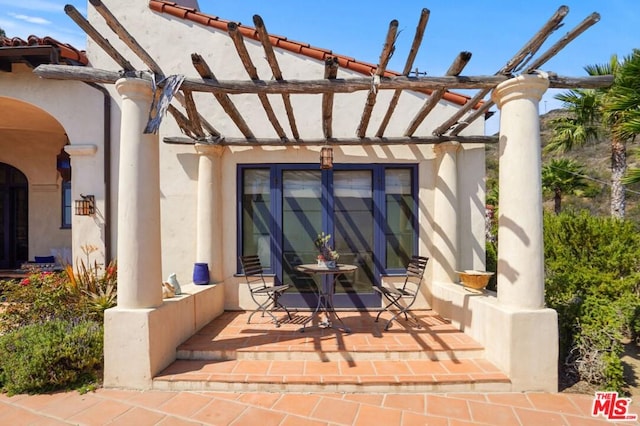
0;272;87;333
544;211;640;391
0;319;103;395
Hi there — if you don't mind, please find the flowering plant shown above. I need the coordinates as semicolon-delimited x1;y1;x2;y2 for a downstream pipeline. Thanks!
314;232;339;261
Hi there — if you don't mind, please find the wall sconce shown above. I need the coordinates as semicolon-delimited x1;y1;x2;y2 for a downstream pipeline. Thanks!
74;194;95;216
320;146;333;170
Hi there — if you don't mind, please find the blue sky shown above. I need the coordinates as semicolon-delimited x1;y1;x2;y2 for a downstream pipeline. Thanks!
1;1;637;134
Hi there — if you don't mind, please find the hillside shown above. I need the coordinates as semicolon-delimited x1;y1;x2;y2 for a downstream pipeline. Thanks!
486;109;640;222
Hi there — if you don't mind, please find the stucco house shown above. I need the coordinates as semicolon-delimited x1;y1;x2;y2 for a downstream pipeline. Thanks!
1;0;609;392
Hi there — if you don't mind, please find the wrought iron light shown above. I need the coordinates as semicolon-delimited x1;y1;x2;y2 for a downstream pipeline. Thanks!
74;194;95;216
320;146;333;169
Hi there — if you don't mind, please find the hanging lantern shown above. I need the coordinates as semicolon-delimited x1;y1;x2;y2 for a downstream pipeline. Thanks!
320;146;333;169
74;194;95;216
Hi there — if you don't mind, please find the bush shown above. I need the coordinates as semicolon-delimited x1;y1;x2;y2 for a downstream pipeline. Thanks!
0;319;103;395
544;211;640;391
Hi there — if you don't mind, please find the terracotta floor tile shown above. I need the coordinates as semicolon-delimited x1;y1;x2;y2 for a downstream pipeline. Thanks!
400;411;449;426
230;406;287;426
237;392;281;408
232;360;273;374
311;396;360;424
467;399;519;425
190;398;248;425
406;360;448;374
513;406;567;425
67;399;132;425
269;360;305;375
353;404;403;426
383;394;426;412
425;395;472;421
339;360;376;375
486;392;534;409
272;393;322;417
107;406;166;425
158;392;214;417
32;392;102;420
440;359;483;374
305;360;341;375
526;392;584;415
280;414;330;426
372;360;412;375
343;393;385;406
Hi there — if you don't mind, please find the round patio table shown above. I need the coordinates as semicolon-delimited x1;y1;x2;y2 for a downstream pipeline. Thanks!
294;263;358;333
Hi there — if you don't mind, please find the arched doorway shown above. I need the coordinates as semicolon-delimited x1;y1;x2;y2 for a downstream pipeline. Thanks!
0;163;28;269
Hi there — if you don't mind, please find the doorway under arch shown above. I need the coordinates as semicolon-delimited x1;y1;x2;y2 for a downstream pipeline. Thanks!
0;163;28;269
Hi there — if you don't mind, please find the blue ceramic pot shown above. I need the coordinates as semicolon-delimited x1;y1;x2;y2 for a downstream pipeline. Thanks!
192;262;210;285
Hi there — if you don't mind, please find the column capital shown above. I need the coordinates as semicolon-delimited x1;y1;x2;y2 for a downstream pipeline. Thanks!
433;141;461;154
491;73;549;109
115;77;153;101
195;143;224;157
64;144;98;157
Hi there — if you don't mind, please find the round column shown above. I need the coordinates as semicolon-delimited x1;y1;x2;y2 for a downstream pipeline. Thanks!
432;141;460;282
115;78;162;309
491;74;549;309
194;144;224;283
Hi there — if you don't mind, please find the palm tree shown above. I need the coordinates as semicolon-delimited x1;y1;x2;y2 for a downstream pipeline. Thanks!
545;56;627;218
606;49;640;185
541;158;587;214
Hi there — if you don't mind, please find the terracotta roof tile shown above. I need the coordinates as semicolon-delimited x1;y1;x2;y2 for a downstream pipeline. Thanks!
0;35;88;66
148;0;477;108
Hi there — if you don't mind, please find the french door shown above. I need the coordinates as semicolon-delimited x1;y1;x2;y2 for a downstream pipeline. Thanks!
239;163;417;310
278;166;378;309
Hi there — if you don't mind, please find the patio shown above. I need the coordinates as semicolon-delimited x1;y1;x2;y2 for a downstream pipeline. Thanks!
153;310;510;393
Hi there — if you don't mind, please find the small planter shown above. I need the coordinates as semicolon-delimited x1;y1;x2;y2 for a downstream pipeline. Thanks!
456;270;494;290
192;262;210;285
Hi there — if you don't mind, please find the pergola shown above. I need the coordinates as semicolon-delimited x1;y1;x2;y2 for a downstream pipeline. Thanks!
34;2;611;145
31;1;614;391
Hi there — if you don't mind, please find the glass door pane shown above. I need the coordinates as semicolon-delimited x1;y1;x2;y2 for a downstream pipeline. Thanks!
281;170;322;302
332;170;377;307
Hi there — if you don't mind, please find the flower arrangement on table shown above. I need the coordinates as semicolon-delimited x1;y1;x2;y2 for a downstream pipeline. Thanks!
315;232;340;268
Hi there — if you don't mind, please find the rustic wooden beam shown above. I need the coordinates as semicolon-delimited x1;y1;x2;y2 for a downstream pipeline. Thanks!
34;65;614;92
253;15;299;140
449;11;602;136
376;8;430;138
190;53;255;139
432;5;570;136
227;22;287;140
501;5;568;74
356;19;398;138
404;51;471;137
182;90;205;138
167;104;197;139
64;4;135;71
173;92;220;137
322;57;339;139
88;0;164;76
164;134;498;146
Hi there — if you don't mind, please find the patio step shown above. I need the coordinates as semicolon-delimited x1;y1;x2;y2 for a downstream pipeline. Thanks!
152;310;511;393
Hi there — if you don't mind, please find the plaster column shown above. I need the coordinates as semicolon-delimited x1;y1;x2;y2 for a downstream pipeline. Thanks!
194;143;224;283
432;141;460;283
491;74;549;309
64;144;104;268
114;78;162;309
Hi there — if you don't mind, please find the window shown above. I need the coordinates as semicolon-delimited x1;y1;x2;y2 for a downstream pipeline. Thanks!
61;181;72;228
238;164;417;276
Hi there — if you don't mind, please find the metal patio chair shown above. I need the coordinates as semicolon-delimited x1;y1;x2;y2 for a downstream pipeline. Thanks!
374;255;429;330
239;255;291;327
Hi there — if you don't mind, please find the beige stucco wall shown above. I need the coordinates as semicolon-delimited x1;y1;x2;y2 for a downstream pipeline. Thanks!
85;1;486;306
0;64;105;263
